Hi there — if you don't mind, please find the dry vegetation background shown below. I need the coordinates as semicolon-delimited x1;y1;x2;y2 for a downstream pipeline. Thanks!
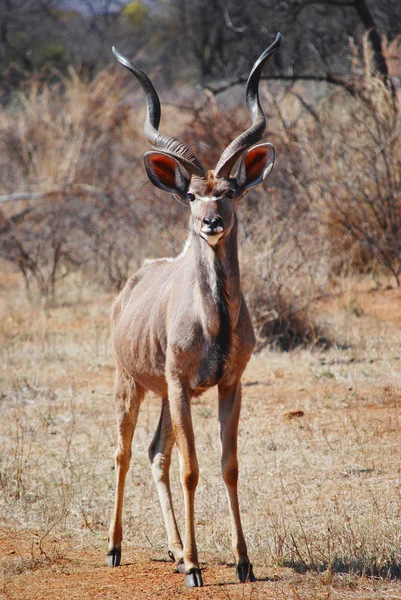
1;15;401;600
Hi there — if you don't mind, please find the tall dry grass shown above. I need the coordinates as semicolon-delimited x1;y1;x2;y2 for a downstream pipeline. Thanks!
0;66;133;190
0;66;186;298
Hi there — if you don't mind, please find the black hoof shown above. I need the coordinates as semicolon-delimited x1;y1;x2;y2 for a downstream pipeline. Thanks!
107;548;121;567
237;562;256;583
185;567;204;587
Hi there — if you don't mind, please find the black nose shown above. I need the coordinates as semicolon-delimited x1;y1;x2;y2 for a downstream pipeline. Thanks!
203;216;223;231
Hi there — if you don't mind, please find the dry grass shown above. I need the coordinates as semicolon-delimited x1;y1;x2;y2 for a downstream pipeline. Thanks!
1;271;401;599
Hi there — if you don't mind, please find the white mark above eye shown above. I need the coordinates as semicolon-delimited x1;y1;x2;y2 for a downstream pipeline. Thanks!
198;196;222;202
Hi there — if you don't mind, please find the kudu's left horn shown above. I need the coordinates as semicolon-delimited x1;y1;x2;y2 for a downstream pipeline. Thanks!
112;47;206;178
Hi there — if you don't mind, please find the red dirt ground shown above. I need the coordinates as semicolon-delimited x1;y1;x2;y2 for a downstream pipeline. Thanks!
1;528;399;600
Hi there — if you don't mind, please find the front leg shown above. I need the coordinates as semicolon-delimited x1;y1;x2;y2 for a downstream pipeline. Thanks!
218;380;256;583
168;378;203;588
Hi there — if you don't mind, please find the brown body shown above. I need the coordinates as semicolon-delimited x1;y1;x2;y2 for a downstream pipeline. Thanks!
113;220;255;398
108;34;281;587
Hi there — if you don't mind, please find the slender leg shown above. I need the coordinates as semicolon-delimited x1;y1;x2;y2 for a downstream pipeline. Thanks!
168;380;203;587
107;370;144;567
148;397;184;571
218;380;255;583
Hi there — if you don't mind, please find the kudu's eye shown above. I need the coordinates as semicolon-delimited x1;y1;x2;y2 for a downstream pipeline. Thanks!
226;189;235;199
187;193;196;202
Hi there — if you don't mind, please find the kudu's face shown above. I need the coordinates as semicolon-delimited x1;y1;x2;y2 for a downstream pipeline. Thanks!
144;142;275;247
186;175;237;246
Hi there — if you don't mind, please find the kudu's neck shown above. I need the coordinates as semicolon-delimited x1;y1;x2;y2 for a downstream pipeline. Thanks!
189;214;241;333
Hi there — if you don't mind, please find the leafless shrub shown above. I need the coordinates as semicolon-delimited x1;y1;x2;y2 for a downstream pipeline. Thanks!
181;99;249;168
276;35;401;287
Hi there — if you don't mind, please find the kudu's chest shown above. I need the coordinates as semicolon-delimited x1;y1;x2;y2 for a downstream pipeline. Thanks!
167;286;253;396
113;236;253;397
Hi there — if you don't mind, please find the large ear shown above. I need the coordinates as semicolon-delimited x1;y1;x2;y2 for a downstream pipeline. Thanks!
144;151;189;198
236;143;275;193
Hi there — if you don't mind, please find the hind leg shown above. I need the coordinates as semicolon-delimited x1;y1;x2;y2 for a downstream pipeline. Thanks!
108;370;144;567
149;397;184;572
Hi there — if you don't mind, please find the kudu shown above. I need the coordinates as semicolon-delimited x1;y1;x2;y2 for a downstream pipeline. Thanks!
108;33;281;587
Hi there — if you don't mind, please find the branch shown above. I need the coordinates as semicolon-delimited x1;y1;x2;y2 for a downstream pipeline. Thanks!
223;6;247;33
205;72;355;96
0;192;50;203
294;0;354;9
0;185;112;204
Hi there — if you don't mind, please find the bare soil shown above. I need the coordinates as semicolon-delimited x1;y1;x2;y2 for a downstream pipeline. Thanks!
2;528;400;600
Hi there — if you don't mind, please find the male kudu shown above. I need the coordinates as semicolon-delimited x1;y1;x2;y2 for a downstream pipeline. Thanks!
108;33;281;587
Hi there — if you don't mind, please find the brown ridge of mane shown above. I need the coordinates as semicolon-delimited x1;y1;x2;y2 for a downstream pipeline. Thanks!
205;170;216;194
